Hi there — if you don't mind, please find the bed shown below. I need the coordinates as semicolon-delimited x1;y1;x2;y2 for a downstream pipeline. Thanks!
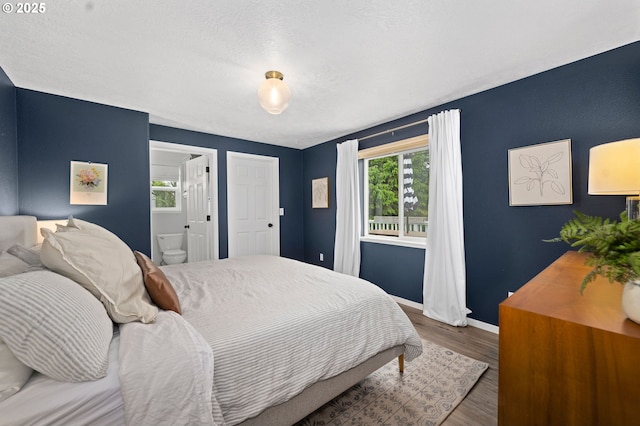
0;215;423;425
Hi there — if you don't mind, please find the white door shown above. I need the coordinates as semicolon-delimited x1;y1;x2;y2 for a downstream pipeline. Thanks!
227;152;279;257
185;155;210;262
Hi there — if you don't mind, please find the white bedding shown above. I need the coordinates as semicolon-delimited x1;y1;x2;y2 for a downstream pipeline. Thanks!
0;332;124;426
119;311;222;425
161;255;423;425
0;254;422;426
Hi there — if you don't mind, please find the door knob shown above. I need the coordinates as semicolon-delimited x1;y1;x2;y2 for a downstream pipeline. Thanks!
268;223;273;228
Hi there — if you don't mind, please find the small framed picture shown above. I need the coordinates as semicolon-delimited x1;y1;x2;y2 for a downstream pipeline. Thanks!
508;139;572;206
312;177;329;208
70;161;108;205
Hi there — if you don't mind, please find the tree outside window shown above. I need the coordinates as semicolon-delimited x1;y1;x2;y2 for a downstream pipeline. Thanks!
366;149;429;239
151;180;181;211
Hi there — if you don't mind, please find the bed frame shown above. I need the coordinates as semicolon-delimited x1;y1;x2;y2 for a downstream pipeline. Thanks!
241;347;404;425
1;215;406;425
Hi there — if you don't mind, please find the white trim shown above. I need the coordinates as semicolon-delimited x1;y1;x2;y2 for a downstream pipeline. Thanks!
360;235;426;249
149;140;219;262
467;318;499;334
391;295;423;310
390;295;499;334
358;134;429;159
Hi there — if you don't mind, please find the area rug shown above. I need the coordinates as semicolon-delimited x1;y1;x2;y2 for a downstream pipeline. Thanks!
296;339;489;426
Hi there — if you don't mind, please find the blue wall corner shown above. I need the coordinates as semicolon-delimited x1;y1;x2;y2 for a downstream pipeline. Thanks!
0;66;18;215
16;89;152;253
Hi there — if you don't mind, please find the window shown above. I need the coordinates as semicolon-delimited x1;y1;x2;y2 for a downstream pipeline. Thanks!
151;179;181;212
361;135;429;246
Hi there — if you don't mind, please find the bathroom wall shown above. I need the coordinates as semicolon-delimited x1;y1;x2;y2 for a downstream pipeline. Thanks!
150;161;188;264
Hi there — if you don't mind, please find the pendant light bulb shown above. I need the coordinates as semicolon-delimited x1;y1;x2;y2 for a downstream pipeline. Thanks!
258;71;291;115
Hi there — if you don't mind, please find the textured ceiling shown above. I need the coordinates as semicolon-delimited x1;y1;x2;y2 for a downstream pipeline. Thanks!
1;1;639;149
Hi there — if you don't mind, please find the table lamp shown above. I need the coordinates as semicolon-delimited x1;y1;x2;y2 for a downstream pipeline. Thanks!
588;138;640;219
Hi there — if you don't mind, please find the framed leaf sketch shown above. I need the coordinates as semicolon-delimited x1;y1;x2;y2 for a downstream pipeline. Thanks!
312;177;329;208
70;161;108;205
508;139;572;206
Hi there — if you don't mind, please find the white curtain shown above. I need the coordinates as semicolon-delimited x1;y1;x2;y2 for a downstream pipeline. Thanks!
423;109;469;326
333;139;361;277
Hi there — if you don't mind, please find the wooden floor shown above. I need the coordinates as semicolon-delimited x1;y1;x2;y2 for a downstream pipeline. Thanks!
399;305;499;426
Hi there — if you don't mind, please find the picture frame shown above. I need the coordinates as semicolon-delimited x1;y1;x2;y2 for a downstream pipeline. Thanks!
70;161;108;205
508;139;572;206
312;177;329;208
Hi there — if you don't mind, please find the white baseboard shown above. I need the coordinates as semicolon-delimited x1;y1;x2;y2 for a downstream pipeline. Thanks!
391;296;423;311
391;295;499;334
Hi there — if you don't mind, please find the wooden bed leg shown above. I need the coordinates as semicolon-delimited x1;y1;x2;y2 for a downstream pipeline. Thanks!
398;354;404;374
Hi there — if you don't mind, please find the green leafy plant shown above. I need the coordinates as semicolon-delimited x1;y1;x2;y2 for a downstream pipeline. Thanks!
546;211;640;293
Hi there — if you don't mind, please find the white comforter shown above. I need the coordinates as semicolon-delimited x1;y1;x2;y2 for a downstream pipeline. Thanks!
119;311;223;425
119;255;422;425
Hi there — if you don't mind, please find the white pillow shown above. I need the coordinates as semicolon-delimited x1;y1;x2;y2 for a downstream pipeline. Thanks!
7;244;42;267
40;219;157;324
0;339;32;402
0;251;28;278
0;271;113;382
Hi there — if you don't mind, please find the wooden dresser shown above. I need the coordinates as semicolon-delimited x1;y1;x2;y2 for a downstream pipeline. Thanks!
498;251;640;426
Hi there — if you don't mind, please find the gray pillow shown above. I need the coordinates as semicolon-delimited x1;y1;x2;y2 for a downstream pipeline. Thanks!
6;244;42;268
0;271;113;382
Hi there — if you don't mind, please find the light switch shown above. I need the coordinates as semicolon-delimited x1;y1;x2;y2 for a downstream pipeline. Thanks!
279;208;285;216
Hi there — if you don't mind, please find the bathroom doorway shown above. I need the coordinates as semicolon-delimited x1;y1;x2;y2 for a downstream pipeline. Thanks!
149;140;219;265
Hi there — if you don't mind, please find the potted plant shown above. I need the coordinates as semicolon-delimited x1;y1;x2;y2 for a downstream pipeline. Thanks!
548;210;640;323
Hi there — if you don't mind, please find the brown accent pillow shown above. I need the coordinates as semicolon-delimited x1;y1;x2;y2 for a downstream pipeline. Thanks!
133;251;182;314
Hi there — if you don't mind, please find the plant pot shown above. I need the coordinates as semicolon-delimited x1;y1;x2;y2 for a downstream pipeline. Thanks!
622;280;640;325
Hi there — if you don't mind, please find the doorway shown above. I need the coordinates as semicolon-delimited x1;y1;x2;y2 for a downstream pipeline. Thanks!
227;152;280;257
149;140;219;264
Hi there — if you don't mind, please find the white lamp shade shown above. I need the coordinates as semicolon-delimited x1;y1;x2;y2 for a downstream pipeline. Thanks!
258;76;291;115
588;138;640;195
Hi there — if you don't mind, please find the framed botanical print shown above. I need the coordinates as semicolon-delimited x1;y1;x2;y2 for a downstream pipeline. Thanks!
70;161;108;205
508;139;572;206
312;177;329;208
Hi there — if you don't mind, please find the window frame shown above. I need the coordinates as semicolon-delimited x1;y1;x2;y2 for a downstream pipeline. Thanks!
151;175;182;213
360;135;428;249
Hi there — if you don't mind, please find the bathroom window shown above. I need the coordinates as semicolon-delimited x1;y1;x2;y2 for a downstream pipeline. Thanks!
151;179;181;212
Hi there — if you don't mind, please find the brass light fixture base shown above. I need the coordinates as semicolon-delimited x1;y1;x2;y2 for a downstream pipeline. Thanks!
265;70;284;80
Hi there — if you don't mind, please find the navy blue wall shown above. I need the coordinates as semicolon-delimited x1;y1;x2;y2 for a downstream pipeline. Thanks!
303;41;640;326
16;89;152;253
0;67;18;215
13;91;304;260
149;125;304;260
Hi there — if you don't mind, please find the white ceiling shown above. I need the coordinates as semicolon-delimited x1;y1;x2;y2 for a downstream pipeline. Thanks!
1;1;638;149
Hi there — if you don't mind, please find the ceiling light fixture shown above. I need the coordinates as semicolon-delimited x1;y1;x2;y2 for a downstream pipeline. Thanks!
258;71;291;115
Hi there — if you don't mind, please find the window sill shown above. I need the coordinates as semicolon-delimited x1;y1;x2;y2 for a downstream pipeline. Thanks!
360;235;426;249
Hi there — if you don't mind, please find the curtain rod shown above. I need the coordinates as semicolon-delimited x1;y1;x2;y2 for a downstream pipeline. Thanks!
358;118;429;142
